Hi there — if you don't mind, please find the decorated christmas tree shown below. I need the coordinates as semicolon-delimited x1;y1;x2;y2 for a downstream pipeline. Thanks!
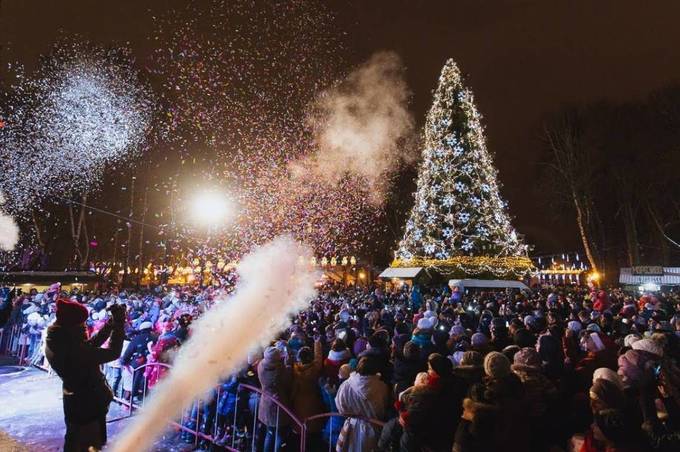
394;59;532;278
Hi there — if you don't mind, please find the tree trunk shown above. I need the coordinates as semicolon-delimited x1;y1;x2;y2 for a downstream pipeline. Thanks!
622;201;640;266
573;193;599;273
31;210;45;250
647;203;671;265
137;187;148;288
124;177;135;287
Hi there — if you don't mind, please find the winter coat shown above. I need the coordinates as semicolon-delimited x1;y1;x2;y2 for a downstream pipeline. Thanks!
575;350;618;392
453;365;485;389
291;341;325;432
45;322;124;424
217;377;240;416
393;356;425;395
335;372;390;452
257;354;293;427
121;330;156;367
512;366;557;417
400;372;464;451
452;418;497;452
484;374;529;452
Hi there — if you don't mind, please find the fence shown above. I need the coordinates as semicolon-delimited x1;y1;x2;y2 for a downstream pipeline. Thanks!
103;363;385;452
0;324;30;365
0;326;385;451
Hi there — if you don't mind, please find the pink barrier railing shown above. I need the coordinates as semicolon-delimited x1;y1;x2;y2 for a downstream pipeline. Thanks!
104;363;385;452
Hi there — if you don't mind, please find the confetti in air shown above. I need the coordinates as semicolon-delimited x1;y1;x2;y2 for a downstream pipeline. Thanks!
111;236;318;452
0;40;154;215
147;0;387;259
0;192;19;251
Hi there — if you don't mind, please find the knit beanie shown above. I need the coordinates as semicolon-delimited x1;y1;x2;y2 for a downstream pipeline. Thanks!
631;338;664;357
567;320;583;333
461;350;483;367
592;367;624;391
450;324;465;337
55;298;88;327
484;351;511;379
623;334;641;348
512;347;541;370
471;332;488;347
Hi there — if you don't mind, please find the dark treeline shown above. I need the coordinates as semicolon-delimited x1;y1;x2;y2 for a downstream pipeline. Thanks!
541;84;680;275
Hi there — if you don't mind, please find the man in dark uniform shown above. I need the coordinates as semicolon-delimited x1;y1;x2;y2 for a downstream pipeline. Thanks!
45;297;126;452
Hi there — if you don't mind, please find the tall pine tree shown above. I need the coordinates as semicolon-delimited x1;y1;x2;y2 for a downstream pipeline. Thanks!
395;59;531;278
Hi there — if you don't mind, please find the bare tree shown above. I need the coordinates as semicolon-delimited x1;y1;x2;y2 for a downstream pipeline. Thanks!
543;109;603;273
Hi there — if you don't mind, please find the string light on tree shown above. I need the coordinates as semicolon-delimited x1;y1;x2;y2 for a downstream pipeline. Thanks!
394;59;532;278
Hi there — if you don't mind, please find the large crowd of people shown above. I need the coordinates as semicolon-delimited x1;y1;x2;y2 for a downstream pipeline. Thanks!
1;278;680;452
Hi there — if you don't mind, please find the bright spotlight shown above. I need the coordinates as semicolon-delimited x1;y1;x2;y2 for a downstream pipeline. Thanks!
190;190;232;226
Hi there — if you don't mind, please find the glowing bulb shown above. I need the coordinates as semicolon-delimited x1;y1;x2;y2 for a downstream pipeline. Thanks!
189;190;233;226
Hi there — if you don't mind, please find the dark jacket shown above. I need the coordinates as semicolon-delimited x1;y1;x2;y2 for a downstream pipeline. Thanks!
393;356;425;395
45;322;124;423
257;355;293;427
121;330;155;366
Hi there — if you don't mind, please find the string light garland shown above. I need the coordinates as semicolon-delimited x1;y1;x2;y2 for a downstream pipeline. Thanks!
394;59;532;278
392;256;534;279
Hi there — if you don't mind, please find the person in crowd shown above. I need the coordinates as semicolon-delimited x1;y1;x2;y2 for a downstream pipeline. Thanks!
335;356;390;452
291;337;325;447
120;320;157;402
258;345;293;452
4;278;680;452
45;298;126;452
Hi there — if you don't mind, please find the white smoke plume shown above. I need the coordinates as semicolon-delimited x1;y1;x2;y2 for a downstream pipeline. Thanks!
111;236;319;452
0;192;19;251
293;51;415;204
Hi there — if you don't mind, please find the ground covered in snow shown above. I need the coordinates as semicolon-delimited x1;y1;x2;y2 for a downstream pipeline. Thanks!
0;365;194;451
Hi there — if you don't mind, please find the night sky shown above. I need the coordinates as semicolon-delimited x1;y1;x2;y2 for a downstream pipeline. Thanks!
3;0;680;256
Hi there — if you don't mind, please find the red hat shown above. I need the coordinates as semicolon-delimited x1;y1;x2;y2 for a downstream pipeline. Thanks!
56;298;88;327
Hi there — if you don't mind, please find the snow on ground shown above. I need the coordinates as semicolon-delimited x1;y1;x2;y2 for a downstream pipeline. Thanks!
0;366;194;451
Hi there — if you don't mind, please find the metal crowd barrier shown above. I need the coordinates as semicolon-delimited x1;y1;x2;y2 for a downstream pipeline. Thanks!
1;333;385;452
0;324;28;365
102;363;385;452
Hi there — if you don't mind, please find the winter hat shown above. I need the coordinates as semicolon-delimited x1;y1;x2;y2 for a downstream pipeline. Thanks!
428;352;453;377
523;315;537;329
460;350;483;367
512;347;541;371
471;332;488;347
588;332;605;352
589;379;625;410
417;317;436;330
623;334;641;348
631;338;664;357
593;367;624;391
55;298;88;327
586;323;601;333
484;351;511;379
264;346;281;361
139;321;153;331
450;324;465;337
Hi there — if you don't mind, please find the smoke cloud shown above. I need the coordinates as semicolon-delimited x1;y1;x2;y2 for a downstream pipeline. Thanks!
0;192;19;251
111;236;319;452
293;51;415;204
